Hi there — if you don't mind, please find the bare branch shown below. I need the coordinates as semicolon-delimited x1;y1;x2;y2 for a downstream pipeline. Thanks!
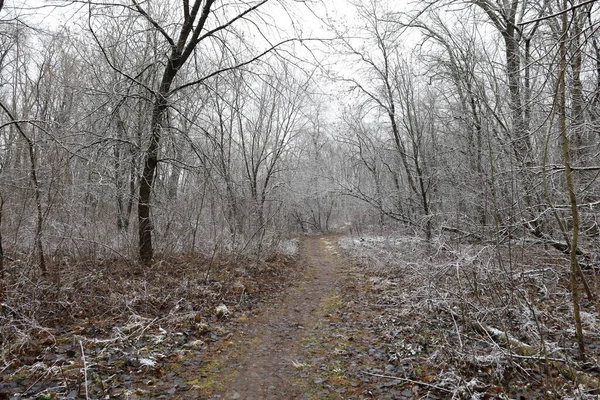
183;0;268;62
171;37;304;94
132;0;175;48
86;2;158;97
519;0;597;25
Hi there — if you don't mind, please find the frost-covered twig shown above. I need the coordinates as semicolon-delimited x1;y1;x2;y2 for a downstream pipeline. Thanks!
361;371;453;393
338;231;600;397
440;306;600;389
79;341;89;400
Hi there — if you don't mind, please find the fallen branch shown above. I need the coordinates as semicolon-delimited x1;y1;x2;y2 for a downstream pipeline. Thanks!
441;225;482;241
510;354;567;363
1;253;15;262
441;307;600;389
469;320;536;356
79;340;89;400
361;371;453;393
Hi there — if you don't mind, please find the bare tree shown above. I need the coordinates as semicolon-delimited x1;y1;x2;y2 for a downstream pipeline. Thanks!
329;0;439;239
470;0;544;165
239;61;309;237
85;0;302;264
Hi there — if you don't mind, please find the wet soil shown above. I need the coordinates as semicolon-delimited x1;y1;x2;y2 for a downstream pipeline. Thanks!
163;235;432;400
211;235;345;399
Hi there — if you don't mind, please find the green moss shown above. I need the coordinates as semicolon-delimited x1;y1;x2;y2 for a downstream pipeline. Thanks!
320;294;343;313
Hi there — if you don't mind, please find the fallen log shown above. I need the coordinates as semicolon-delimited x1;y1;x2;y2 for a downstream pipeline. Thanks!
441;307;600;389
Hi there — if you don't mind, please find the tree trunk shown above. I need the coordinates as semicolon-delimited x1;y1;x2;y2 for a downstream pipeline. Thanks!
138;88;171;264
558;0;585;360
138;63;178;264
0;194;4;281
115;116;129;231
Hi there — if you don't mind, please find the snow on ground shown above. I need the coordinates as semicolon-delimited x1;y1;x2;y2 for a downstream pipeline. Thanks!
277;238;299;256
335;232;600;399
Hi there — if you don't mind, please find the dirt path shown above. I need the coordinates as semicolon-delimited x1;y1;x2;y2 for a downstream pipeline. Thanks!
212;235;345;399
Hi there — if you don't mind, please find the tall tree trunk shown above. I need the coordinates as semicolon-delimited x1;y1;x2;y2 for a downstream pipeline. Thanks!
0;194;4;281
138;82;173;264
558;0;585;361
133;0;270;264
503;31;531;165
569;10;585;164
0;102;46;273
115;116;129;231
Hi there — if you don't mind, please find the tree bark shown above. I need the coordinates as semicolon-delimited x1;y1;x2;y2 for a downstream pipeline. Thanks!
0;194;4;281
558;0;585;360
138;79;173;264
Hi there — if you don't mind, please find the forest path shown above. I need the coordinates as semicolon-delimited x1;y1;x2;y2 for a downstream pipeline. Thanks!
209;235;347;399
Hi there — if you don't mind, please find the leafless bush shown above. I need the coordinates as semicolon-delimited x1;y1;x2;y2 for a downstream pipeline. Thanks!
338;234;600;398
0;247;297;387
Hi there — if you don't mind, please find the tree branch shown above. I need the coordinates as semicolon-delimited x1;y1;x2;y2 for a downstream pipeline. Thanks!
132;0;175;48
519;0;597;25
170;37;301;94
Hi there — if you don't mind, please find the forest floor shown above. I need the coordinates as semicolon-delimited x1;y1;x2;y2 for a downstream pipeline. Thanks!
1;234;600;399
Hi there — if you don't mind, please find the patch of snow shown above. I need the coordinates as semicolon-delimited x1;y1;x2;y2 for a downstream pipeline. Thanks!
149;334;165;344
184;339;205;350
216;304;230;317
580;311;598;330
139;358;156;368
278;238;298;256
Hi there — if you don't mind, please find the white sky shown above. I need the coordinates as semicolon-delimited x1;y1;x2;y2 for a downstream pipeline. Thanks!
6;0;352;32
1;0;427;118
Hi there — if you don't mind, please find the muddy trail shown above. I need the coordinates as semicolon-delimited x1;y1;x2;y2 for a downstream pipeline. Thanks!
152;235;422;400
211;235;345;399
166;234;353;399
162;235;439;400
217;237;340;399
